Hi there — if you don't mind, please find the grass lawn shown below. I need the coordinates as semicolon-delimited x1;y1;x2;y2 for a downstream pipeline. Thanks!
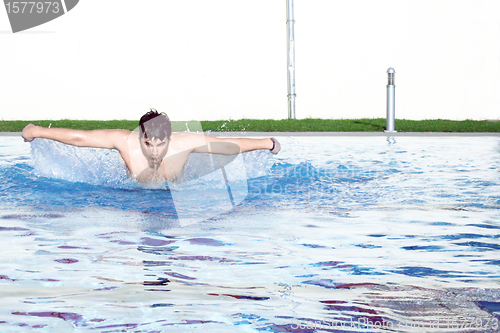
1;118;499;133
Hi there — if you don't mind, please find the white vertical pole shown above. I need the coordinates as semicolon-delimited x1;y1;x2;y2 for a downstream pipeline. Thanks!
287;0;296;119
385;68;396;133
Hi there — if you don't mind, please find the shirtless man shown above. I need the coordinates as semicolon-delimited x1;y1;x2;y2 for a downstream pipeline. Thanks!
21;110;281;182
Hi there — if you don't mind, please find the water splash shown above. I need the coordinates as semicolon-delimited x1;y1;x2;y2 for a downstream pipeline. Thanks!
30;139;128;186
29;139;274;188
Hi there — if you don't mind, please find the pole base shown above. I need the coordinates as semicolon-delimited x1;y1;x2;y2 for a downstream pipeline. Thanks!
384;130;397;133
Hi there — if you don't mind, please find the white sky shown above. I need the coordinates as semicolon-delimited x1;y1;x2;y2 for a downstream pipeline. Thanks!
1;0;499;121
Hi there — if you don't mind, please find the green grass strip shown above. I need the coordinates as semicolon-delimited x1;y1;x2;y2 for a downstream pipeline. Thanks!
1;118;499;133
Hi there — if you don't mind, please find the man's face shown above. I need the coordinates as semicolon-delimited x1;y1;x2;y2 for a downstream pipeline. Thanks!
139;135;170;167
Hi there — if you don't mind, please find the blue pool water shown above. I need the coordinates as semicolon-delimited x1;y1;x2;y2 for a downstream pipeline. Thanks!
0;134;499;332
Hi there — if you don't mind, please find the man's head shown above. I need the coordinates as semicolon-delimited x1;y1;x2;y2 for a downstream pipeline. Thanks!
139;109;172;141
138;109;172;168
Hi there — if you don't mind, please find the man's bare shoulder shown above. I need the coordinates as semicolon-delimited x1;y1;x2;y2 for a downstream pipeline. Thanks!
169;132;207;152
110;128;132;137
170;131;203;139
104;129;134;150
108;129;132;136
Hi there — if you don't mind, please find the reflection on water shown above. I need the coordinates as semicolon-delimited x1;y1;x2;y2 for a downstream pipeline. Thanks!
0;136;499;331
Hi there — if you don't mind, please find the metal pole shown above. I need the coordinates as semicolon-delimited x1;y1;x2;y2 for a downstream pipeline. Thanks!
385;68;396;133
287;0;296;119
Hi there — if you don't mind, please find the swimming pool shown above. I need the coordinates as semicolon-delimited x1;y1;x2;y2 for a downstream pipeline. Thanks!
1;134;499;332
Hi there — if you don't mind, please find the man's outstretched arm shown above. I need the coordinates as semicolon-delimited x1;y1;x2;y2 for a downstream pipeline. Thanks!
193;135;281;155
21;124;130;150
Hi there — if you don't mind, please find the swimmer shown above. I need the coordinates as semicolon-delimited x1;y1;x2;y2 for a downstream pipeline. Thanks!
21;110;280;183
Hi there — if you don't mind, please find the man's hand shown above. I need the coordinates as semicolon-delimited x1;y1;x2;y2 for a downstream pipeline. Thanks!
21;124;36;142
270;138;281;154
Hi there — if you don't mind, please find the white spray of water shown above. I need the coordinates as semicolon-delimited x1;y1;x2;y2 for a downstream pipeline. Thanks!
30;139;274;188
30;139;129;186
